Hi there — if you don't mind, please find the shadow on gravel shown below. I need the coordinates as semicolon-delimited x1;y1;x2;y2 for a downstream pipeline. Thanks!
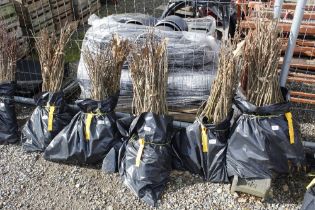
265;174;311;205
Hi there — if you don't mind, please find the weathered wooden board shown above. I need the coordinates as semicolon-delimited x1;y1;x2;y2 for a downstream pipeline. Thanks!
50;0;72;17
0;0;10;6
240;20;315;36
291;97;315;105
54;9;74;32
116;96;199;123
279;58;315;71
76;0;100;25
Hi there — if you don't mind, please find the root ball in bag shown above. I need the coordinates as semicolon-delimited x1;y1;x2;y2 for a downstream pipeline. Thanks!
226;88;305;179
119;32;172;206
44;35;130;164
21;22;78;152
172;36;241;182
0;21;18;144
118;113;173;207
226;21;305;179
0;82;18;144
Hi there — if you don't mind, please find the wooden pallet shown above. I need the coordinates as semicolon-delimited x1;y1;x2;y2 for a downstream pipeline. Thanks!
0;3;21;31
279;58;315;72
32;18;54;34
291;91;315;105
0;3;26;41
116;96;199;122
28;2;52;21
240;20;315;36
0;0;10;6
50;0;72;17
54;9;74;31
15;0;50;14
0;2;16;19
75;0;100;25
73;0;98;9
14;0;55;38
73;0;99;17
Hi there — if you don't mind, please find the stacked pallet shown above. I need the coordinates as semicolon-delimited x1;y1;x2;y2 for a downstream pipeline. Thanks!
14;0;55;36
0;0;29;58
50;0;74;32
73;0;100;25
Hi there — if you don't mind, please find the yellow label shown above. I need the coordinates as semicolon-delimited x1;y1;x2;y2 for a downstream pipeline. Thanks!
48;106;55;132
285;112;295;144
85;113;94;141
135;138;145;167
307;178;315;190
201;126;208;153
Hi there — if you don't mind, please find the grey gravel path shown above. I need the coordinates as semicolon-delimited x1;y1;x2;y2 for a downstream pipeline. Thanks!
0;144;307;210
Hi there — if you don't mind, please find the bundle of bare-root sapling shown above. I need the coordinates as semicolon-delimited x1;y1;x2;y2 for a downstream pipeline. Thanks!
226;21;305;181
22;22;78;152
44;34;130;165
0;21;18;144
119;33;172;207
172;37;241;183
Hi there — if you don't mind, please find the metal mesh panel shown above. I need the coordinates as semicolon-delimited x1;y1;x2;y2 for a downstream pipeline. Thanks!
282;0;315;142
1;0;234;123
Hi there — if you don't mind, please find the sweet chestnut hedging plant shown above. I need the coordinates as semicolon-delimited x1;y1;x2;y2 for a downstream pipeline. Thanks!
129;32;168;115
34;21;78;92
0;21;17;83
83;34;130;101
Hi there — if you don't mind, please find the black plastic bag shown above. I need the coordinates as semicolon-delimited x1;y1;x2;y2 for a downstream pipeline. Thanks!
21;92;73;152
102;115;136;173
118;112;173;207
226;90;305;179
44;95;122;164
0;82;18;144
301;180;315;210
172;114;231;183
102;139;123;173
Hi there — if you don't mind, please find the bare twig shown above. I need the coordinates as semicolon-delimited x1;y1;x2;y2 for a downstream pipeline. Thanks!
240;20;284;106
129;32;168;115
0;21;17;82
198;35;241;124
83;34;130;101
34;21;77;92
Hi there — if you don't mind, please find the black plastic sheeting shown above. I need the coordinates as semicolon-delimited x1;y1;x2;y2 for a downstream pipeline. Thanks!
172;114;231;183
21;92;74;152
226;90;305;179
118;112;173;207
0;82;18;144
301;183;315;210
101;115;136;174
102;140;123;173
44;95;122;164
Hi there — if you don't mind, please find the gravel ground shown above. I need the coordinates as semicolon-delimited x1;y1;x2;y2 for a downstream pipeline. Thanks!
0;144;309;210
0;104;312;210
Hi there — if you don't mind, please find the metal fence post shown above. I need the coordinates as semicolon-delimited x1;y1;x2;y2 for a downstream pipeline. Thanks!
273;0;284;19
279;0;307;87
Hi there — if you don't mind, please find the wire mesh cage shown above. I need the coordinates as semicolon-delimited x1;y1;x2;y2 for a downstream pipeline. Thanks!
0;0;234;123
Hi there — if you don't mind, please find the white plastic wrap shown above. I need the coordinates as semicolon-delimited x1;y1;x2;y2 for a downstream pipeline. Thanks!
78;14;219;104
